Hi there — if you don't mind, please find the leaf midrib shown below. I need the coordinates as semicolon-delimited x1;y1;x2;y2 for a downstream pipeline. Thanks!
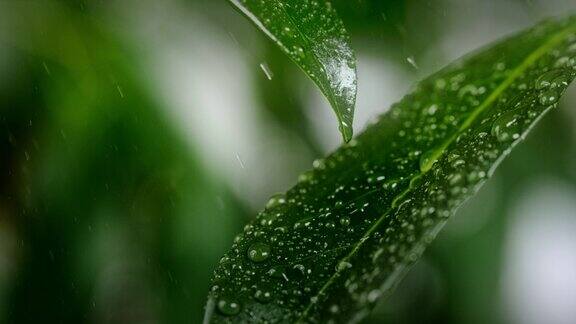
297;22;576;322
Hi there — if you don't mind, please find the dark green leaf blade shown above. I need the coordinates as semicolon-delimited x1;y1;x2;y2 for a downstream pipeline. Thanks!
205;16;576;323
229;0;357;142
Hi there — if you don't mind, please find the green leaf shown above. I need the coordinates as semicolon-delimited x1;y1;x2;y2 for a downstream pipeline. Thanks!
204;15;576;323
228;0;357;142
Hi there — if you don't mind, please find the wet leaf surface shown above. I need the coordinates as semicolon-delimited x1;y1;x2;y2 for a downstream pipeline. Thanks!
229;0;357;142
205;15;576;323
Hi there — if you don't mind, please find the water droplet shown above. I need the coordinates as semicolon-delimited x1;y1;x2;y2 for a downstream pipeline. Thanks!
538;89;559;106
435;78;446;89
372;248;384;263
298;171;314;183
247;242;271;262
217;297;241;316
494;62;506;71
339;216;350;227
406;56;418;69
290;264;307;279
312;159;326;170
367;289;382;303
268;265;287;280
383;179;400;191
467;170;486;183
336;261;352;271
425;104;438;115
554;56;573;68
491;111;521;142
535;69;567;89
457;84;479;98
448;172;464;186
283;26;295;38
293;45;306;60
254;288;273;303
329;304;340;314
259;62;274;80
451;159;465;168
266;193;286;209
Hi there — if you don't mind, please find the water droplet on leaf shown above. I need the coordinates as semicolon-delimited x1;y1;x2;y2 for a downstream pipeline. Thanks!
266;193;286;209
336;261;352;271
217;297;241;316
491;112;521;142
538;89;559;106
247;242;271;262
254;288;273;303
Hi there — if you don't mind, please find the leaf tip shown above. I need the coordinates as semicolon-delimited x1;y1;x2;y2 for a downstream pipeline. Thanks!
339;120;354;142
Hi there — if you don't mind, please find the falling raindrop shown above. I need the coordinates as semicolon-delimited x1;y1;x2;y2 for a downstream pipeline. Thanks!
235;153;245;169
259;62;274;80
406;56;419;69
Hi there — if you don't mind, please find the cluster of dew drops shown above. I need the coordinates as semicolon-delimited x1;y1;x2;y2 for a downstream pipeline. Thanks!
209;21;576;322
488;37;576;145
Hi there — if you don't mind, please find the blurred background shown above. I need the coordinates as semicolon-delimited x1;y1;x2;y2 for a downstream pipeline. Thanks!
0;0;575;323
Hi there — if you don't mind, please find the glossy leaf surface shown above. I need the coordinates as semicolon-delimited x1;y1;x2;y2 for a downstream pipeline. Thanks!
229;0;357;142
205;15;576;323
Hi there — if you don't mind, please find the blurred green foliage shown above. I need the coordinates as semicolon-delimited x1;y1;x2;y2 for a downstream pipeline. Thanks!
0;2;246;322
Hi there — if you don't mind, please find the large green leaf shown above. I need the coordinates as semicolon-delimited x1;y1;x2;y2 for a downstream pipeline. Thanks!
204;15;576;323
229;0;357;142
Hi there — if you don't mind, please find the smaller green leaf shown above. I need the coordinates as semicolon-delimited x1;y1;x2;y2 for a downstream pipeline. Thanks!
229;0;357;142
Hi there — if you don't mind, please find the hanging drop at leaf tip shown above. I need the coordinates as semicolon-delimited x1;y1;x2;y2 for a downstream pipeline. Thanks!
339;120;353;143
